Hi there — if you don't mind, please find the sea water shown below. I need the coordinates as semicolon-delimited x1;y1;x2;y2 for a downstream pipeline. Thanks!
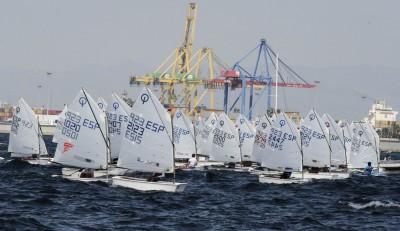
0;133;399;230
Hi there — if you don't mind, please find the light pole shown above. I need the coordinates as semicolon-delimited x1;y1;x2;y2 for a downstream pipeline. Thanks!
37;84;42;109
46;72;53;115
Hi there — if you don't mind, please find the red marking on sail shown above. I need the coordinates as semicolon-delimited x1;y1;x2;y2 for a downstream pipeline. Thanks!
63;142;74;153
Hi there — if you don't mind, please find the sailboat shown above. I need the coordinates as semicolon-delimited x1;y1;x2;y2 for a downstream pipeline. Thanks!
258;112;310;184
197;112;217;157
173;109;196;159
348;122;379;173
106;93;131;162
8;98;51;165
235;114;256;164
52;89;111;182
112;87;187;192
208;112;243;169
252;114;273;165
321;114;347;168
296;109;349;180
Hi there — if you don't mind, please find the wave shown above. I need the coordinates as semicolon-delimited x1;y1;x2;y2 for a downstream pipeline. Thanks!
348;200;400;210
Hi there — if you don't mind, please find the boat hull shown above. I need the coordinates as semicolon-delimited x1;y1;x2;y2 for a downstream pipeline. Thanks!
379;161;400;174
291;171;350;180
112;176;187;193
59;167;126;183
259;174;310;184
26;158;55;166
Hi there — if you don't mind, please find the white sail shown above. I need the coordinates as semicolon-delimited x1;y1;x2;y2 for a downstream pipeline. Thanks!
117;87;174;173
97;97;108;113
8;98;48;157
261;113;302;171
322;114;346;166
300;109;330;168
235;114;255;161
52;105;68;144
106;93;130;159
252;115;273;163
366;122;380;155
253;116;260;127
210;113;241;162
173;109;196;159
198;112;218;156
338;120;353;165
349;122;379;168
53;89;108;169
194;115;204;155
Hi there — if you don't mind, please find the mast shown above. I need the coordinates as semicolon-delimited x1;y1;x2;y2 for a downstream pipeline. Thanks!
37;115;41;159
192;118;198;156
104;114;111;182
171;112;176;183
300;131;304;179
238;128;243;167
342;127;348;169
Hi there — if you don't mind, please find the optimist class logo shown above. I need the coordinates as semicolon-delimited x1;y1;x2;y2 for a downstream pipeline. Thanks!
63;142;74;153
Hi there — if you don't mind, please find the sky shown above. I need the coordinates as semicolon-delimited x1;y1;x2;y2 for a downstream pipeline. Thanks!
0;0;399;120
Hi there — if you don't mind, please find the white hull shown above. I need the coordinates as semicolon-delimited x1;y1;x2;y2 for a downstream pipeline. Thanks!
379;161;400;174
197;161;225;167
60;174;111;183
26;158;55;166
291;171;350;180
259;174;311;184
59;167;127;183
112;176;187;193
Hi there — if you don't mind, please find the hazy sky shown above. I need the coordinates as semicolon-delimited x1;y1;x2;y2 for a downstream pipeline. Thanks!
0;0;399;120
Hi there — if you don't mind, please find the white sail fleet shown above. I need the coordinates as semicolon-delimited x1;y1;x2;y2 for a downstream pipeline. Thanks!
7;87;381;192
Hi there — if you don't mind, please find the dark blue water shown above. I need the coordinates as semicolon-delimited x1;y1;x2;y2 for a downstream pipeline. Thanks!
1;134;400;231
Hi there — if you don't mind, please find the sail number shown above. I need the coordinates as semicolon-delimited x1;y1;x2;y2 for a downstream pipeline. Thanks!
60;111;100;140
10;115;33;135
300;126;325;147
268;128;296;150
212;128;234;148
254;130;267;149
107;112;128;135
173;126;190;144
125;112;165;144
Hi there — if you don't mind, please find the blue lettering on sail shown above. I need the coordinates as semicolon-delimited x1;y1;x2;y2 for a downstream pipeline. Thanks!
125;112;166;144
106;112;128;135
267;127;296;150
10;115;33;135
212;128;234;148
173;126;190;144
300;126;325;147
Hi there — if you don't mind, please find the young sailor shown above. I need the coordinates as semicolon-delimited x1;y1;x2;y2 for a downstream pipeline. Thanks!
364;162;373;176
186;154;198;168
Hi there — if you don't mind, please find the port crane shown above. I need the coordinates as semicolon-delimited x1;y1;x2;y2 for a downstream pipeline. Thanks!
205;39;316;119
129;3;316;119
129;3;228;114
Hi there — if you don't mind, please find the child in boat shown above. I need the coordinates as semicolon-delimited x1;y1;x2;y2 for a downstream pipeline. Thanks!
364;162;373;176
186;154;198;168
